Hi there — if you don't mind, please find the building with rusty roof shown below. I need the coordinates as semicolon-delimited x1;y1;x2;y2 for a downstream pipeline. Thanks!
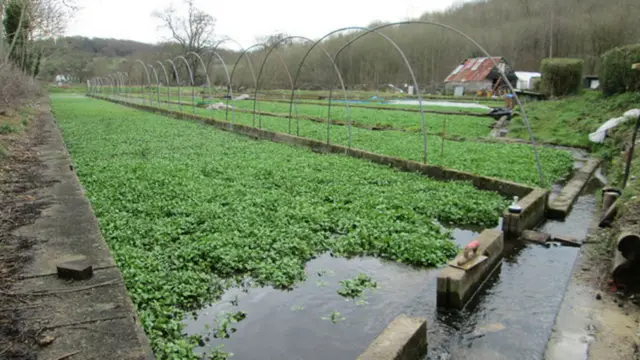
444;57;517;95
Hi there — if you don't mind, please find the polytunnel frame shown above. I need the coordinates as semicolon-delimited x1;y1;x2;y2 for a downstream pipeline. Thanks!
126;59;152;106
174;55;196;113
289;26;427;158
186;51;213;105
200;49;235;122
164;59;182;111
292;21;544;186
95;78;103;95
227;42;299;128
111;73;121;96
94;77;103;95
147;63;161;105
104;76;115;96
252;35;350;137
118;72;129;98
117;72;127;96
155;61;171;111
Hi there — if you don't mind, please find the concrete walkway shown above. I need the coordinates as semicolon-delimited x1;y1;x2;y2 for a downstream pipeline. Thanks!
11;102;153;359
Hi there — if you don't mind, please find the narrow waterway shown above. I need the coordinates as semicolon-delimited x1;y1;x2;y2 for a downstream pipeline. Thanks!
183;175;599;360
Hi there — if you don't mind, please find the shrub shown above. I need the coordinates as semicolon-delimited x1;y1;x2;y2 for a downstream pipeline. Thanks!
599;44;640;96
540;58;584;97
532;77;542;92
0;124;18;134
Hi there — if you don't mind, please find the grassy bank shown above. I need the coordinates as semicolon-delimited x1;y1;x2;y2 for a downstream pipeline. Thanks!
510;91;640;148
51;95;511;359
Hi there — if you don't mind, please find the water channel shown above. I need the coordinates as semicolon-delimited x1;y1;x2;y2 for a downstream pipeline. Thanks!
183;168;601;360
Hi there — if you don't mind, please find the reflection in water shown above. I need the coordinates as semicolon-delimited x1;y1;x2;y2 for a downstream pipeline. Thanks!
184;192;597;360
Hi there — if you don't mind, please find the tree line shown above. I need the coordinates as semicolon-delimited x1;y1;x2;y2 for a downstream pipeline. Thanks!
41;0;640;92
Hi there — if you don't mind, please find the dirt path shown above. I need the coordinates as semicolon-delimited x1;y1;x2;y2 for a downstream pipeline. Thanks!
0;99;153;360
0;102;51;359
546;210;640;360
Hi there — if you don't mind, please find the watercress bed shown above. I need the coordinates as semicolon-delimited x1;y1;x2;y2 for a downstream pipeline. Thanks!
52;95;509;359
120;94;574;187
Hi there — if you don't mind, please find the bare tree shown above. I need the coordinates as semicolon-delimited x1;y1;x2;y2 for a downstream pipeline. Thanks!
153;0;215;83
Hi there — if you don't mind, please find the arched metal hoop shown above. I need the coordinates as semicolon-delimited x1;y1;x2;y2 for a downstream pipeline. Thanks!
155;61;171;110
201;49;236;123
165;59;182;111
175;56;196;113
253;35;349;139
187;52;212;104
147;64;160;105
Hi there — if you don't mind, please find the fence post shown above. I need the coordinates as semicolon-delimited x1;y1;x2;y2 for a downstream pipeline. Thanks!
622;115;640;189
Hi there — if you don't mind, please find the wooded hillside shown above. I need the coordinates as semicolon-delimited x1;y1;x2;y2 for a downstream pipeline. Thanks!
45;0;640;89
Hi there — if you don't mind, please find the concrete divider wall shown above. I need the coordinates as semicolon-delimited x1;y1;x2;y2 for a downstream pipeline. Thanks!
437;229;504;309
358;315;428;360
91;96;536;199
548;158;602;220
502;188;550;238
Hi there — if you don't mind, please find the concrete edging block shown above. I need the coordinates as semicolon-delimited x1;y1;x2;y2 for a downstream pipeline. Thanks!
502;188;550;238
437;229;504;309
547;158;602;220
358;315;428;360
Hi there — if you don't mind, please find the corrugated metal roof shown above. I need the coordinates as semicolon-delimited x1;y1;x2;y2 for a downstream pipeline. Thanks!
444;57;503;83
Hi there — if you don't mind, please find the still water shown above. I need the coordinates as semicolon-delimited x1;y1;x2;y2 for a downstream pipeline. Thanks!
184;189;596;360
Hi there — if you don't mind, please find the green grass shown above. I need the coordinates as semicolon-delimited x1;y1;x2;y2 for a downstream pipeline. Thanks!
510;91;640;148
47;83;86;94
51;95;511;359
119;94;573;187
0;123;18;134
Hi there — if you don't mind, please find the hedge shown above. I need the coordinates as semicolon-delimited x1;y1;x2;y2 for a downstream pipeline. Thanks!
599;44;640;96
540;58;584;97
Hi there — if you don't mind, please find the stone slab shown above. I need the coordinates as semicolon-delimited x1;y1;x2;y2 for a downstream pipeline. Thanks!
437;229;504;309
548;158;602;220
552;235;582;248
521;230;551;244
358;315;427;360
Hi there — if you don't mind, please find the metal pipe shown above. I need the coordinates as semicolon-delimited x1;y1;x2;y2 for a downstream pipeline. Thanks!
623;114;640;188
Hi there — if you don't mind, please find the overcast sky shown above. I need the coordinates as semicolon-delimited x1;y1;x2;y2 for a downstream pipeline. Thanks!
66;0;457;48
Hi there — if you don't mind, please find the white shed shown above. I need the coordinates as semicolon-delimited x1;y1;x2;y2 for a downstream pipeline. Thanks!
515;71;541;90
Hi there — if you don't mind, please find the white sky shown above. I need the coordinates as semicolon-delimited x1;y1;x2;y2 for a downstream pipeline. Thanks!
66;0;457;48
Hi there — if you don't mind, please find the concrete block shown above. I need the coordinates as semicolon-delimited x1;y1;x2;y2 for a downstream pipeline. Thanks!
548;158;602;220
358;315;427;360
502;188;549;238
57;259;93;280
437;229;504;309
521;230;551;244
552;235;581;247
